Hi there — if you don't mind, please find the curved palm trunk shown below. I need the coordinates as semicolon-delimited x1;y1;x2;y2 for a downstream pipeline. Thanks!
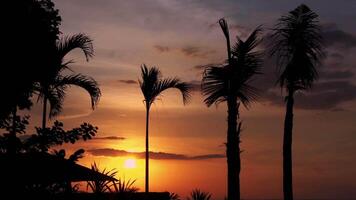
283;92;294;200
227;98;240;200
145;104;150;193
42;95;47;129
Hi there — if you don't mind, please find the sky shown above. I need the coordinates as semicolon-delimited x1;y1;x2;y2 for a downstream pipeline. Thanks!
25;0;356;199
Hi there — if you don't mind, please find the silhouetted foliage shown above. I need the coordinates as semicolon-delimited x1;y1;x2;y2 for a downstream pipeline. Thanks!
53;149;85;163
113;177;139;193
169;192;181;200
187;189;212;200
0;115;29;154
0;115;97;154
24;121;97;153
139;64;191;193
87;162;117;194
1;0;61;123
0;116;100;197
35;33;101;129
202;18;263;200
269;4;324;200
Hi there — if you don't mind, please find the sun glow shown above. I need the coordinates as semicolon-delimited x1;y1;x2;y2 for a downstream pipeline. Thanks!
124;158;137;169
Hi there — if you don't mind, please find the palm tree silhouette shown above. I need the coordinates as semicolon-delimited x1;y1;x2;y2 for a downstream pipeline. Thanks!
139;64;191;193
37;33;101;129
269;4;324;200
202;18;263;200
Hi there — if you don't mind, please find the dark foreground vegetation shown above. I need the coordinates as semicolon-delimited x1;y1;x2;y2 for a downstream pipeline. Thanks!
0;0;326;200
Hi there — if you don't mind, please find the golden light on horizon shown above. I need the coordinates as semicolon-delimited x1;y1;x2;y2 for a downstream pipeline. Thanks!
124;158;137;169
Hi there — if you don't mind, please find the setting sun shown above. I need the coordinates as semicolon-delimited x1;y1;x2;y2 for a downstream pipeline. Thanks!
124;158;137;169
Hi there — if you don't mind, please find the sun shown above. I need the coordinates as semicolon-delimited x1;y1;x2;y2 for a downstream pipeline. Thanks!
124;158;137;169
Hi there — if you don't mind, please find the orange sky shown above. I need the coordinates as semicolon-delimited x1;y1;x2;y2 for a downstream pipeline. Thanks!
20;0;356;199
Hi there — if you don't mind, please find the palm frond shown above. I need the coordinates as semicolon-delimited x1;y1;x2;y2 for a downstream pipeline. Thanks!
47;85;65;118
269;4;324;92
87;162;117;193
154;78;191;105
169;192;180;200
139;64;191;108
202;26;263;108
187;189;212;200
57;74;101;109
112;177;139;193
202;66;229;107
139;64;161;106
56;33;94;61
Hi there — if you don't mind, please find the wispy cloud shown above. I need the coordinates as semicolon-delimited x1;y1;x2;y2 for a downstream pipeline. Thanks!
181;46;216;58
93;136;126;140
154;45;170;53
87;148;224;160
118;79;137;84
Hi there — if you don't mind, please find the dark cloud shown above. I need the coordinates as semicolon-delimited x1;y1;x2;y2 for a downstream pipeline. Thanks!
93;136;126;140
263;81;356;110
250;51;356;111
154;45;170;53
87;148;224;160
319;70;354;80
118;79;137;84
328;52;344;60
193;63;222;71
181;46;216;58
187;80;201;92
323;28;356;49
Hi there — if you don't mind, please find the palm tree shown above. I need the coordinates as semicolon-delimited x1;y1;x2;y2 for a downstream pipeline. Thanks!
37;33;101;129
202;18;263;200
139;64;191;193
269;5;324;200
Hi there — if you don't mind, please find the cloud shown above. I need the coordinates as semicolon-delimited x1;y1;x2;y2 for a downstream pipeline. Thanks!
263;81;356;110
319;70;354;80
322;26;356;49
193;63;222;71
93;136;126;140
187;80;201;92
118;79;137;84
181;46;200;57
154;45;170;53
328;52;344;60
181;46;216;58
87;148;225;160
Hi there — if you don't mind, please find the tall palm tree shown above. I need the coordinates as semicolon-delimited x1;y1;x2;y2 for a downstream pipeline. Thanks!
202;18;263;200
139;64;191;193
37;33;101;129
269;5;324;200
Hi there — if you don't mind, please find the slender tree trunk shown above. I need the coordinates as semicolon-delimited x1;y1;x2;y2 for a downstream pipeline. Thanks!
42;95;47;129
220;18;239;200
227;98;240;200
145;104;150;193
283;92;294;200
8;107;17;155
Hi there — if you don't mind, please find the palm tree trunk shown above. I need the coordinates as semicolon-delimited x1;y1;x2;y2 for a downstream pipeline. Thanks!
283;92;294;200
145;104;150;193
227;98;240;200
42;95;47;129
